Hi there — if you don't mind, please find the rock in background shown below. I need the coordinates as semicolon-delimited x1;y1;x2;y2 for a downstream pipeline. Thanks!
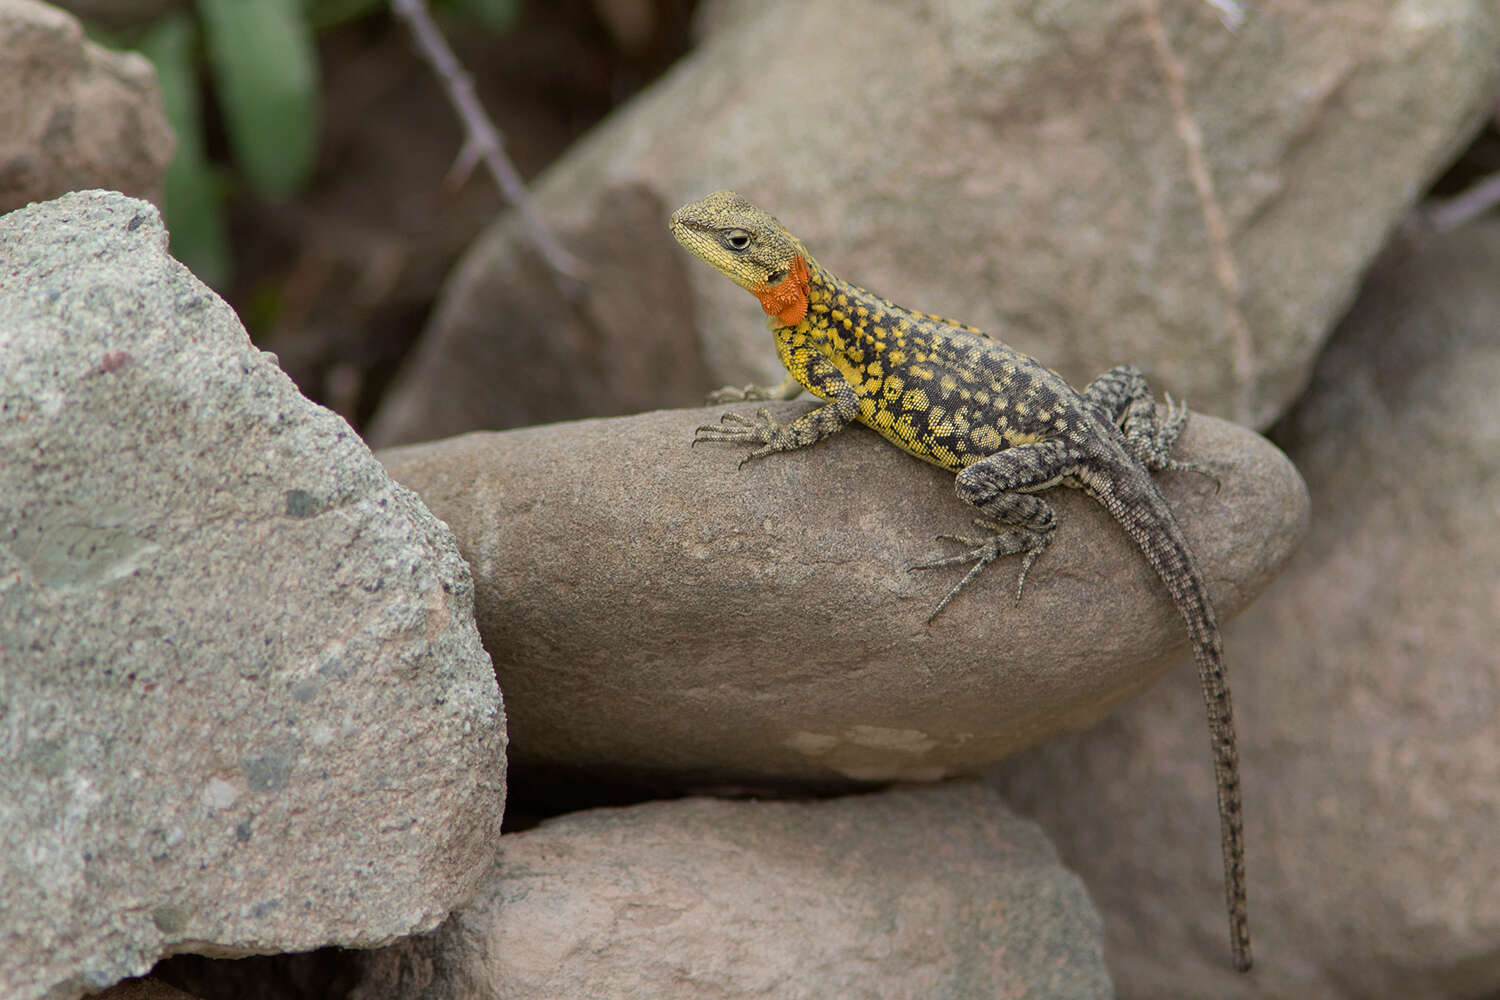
379;406;1305;786
0;0;174;211
367;0;1498;446
365;185;712;447
87;979;202;1000
351;783;1113;1000
0;192;507;1000
988;220;1500;996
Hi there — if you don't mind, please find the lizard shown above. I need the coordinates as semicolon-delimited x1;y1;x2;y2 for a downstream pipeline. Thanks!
669;190;1251;973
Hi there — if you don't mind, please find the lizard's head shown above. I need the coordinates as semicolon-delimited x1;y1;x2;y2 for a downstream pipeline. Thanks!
670;190;812;326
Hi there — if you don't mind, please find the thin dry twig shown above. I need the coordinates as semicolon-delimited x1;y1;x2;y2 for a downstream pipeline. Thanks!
390;0;587;292
1420;170;1500;232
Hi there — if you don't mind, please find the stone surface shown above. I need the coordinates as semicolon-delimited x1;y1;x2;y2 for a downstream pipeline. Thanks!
379;403;1305;785
0;0;174;212
373;0;1498;442
352;783;1113;1000
0;192;507;1000
89;980;202;1000
989;220;1500;996
366;185;712;448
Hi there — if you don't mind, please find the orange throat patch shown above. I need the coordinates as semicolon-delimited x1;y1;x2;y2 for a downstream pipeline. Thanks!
752;254;811;327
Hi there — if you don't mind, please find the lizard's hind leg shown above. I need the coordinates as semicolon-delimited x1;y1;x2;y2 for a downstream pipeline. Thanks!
911;439;1074;622
1084;365;1217;485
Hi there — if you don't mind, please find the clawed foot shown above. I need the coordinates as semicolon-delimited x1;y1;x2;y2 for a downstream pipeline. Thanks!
909;519;1050;624
1142;395;1220;492
693;408;785;467
706;383;787;404
1164;456;1221;493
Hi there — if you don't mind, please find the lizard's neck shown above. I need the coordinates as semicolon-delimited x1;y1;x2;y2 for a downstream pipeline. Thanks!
758;253;883;329
803;257;867;311
752;252;813;327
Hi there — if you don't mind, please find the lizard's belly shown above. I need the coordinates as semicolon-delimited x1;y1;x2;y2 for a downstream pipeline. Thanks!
853;395;1049;473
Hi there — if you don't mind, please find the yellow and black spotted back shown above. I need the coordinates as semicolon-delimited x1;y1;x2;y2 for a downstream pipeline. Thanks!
786;260;1082;472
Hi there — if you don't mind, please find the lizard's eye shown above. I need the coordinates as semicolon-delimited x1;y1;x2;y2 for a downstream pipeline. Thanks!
724;229;751;251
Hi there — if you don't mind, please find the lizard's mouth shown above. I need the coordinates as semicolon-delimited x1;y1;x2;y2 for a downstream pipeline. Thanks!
667;211;705;253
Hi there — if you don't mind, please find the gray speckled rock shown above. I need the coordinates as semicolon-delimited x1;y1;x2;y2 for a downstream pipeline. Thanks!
989;221;1500;997
379;402;1305;786
353;783;1113;1000
373;0;1498;442
0;191;506;1000
0;0;174;211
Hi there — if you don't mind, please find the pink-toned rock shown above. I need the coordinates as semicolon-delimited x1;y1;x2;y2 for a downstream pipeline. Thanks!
0;0;174;211
990;220;1500;997
373;0;1498;441
353;783;1112;1000
366;185;712;448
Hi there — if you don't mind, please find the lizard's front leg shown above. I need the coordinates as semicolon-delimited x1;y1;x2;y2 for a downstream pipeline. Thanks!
912;438;1076;622
693;355;859;467
706;371;803;404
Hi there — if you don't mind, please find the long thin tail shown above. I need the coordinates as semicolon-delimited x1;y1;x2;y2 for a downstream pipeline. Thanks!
1099;470;1252;972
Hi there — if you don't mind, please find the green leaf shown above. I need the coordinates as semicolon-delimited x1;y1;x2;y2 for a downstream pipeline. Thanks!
196;0;319;200
305;0;386;31
438;0;522;34
136;12;232;287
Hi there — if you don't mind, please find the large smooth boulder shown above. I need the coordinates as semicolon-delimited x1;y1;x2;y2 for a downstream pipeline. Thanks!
381;404;1305;785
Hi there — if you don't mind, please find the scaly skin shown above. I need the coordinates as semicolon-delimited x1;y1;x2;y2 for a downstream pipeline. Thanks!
671;190;1251;973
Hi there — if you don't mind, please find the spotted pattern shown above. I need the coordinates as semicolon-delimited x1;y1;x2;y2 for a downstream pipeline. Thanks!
774;258;1086;473
675;193;1249;974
